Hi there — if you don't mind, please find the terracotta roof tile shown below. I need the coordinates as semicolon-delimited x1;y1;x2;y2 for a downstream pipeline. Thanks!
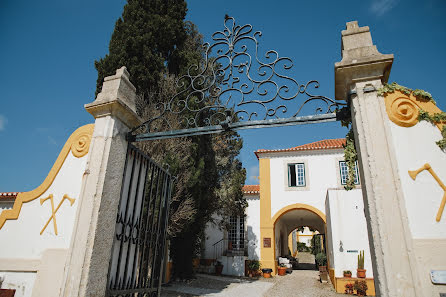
0;192;20;200
242;185;259;194
255;138;346;158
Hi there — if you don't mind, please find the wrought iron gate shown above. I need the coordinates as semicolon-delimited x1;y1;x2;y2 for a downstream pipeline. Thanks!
107;144;173;297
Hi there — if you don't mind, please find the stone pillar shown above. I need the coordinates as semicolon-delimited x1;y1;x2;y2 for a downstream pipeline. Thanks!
335;22;423;297
62;67;142;297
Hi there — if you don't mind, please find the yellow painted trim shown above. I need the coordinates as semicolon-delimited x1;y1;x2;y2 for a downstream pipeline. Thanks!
0;124;94;229
384;90;444;130
271;203;326;223
259;158;276;273
409;163;446;222
334;277;376;296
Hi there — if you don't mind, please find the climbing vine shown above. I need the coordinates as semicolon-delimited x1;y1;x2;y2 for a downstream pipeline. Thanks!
378;82;445;150
339;106;358;191
417;109;446;150
344;128;358;190
378;82;436;104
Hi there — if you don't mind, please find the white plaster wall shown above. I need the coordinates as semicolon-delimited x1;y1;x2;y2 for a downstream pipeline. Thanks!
387;120;446;238
266;150;345;219
0;148;89;297
203;215;224;259
246;195;260;260
0;272;36;297
325;189;373;278
0;152;88;259
220;255;245;276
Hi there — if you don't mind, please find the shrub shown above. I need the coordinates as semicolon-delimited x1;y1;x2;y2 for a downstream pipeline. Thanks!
315;252;327;266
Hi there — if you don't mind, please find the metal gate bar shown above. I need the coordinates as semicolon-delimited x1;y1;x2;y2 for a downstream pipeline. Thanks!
107;144;172;297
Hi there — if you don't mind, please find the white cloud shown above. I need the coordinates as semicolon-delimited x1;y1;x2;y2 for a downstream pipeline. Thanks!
0;115;7;131
247;165;259;184
370;0;399;16
35;127;58;145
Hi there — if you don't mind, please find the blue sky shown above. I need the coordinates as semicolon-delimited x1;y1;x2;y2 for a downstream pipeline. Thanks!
1;0;445;191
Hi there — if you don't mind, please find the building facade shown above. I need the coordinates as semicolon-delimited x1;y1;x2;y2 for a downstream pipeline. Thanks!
202;138;375;294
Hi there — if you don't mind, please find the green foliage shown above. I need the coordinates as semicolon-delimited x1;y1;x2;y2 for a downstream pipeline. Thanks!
296;242;310;252
315;252;327;266
247;260;261;271
417;109;446;150
311;235;322;255
357;250;364;269
94;0;189;98
96;1;247;279
343;270;352;274
378;82;436;104
343;128;358;191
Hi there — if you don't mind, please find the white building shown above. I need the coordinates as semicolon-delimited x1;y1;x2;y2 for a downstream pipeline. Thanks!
202;138;376;294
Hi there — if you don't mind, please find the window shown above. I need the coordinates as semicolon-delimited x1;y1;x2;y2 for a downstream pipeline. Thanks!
228;216;245;250
288;163;306;187
339;161;360;185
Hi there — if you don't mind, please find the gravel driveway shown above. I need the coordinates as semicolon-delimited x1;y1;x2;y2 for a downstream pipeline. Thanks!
161;269;342;297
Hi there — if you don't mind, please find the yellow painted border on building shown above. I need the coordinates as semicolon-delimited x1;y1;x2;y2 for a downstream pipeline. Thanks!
0;124;94;229
271;203;326;223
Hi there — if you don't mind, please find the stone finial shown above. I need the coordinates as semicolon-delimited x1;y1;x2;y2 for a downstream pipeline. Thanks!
85;66;142;128
334;21;394;100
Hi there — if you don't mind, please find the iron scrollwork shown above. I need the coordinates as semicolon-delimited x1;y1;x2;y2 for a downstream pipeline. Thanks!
130;16;345;139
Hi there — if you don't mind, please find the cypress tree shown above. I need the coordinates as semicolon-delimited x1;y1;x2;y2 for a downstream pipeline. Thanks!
95;1;247;280
94;0;188;97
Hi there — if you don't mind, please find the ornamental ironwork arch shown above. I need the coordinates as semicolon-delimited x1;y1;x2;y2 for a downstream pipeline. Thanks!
129;16;346;142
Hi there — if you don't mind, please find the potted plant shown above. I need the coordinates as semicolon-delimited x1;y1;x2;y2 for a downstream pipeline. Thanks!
343;270;352;278
247;260;261;277
215;261;223;275
353;280;368;296
315;252;327;272
261;268;272;278
277;263;287;276
344;283;354;295
357;250;366;278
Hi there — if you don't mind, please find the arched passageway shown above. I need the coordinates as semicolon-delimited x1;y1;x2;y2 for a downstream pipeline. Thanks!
272;205;326;271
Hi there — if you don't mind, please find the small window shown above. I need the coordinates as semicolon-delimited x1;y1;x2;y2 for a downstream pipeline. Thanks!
288;163;306;187
339;161;360;185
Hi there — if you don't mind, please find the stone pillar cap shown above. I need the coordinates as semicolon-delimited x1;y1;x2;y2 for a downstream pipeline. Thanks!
85;66;142;128
335;21;394;100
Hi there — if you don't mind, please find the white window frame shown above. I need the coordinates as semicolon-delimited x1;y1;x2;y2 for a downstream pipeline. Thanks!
339;160;360;185
283;159;310;191
288;163;306;187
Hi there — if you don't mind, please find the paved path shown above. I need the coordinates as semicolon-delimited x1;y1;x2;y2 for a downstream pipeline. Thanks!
161;274;274;297
264;270;341;297
161;269;342;297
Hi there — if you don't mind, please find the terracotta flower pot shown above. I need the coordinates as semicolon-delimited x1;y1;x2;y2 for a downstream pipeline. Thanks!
343;272;352;278
278;266;287;276
357;268;366;278
261;268;272;278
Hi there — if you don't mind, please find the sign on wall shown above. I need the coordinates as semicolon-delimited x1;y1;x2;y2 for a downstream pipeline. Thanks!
263;237;271;248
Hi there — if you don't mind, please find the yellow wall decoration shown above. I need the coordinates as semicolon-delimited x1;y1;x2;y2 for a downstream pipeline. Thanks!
409;163;446;222
384;90;444;131
0;124;94;229
40;194;76;235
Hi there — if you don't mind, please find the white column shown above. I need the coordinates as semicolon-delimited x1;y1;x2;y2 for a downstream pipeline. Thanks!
335;22;424;297
62;67;142;297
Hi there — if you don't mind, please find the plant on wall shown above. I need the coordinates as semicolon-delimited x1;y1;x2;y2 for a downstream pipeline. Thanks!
378;82;446;150
339;105;358;191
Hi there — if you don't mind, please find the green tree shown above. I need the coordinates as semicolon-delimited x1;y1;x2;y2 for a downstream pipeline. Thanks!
95;0;247;279
94;0;188;97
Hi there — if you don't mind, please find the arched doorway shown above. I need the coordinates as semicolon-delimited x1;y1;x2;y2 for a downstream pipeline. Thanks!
259;203;327;274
